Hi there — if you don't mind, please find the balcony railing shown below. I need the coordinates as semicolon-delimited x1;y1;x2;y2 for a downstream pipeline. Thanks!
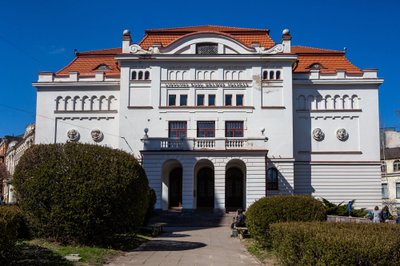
142;137;268;151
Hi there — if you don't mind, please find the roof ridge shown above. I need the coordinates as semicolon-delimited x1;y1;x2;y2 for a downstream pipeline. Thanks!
77;47;121;55
292;45;344;54
145;25;268;33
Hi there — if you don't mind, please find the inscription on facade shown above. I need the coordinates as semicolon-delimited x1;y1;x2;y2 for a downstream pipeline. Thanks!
165;82;249;88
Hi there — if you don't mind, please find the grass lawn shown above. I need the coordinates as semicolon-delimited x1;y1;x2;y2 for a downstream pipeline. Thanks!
242;238;280;266
15;233;150;265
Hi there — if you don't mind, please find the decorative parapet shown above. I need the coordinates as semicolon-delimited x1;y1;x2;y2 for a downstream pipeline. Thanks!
141;137;268;151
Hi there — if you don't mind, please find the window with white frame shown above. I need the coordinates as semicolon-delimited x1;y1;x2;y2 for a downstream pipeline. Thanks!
382;183;388;199
394;160;400;172
267;168;279;190
397;183;400;199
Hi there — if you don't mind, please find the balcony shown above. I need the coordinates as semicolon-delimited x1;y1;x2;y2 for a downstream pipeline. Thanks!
142;137;268;151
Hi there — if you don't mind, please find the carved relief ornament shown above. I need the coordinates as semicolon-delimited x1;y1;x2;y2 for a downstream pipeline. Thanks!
255;44;284;54
67;129;80;142
129;44;160;54
312;128;325;141
91;129;104;142
336;128;349;141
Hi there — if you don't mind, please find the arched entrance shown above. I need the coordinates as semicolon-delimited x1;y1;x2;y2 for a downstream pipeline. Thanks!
225;160;246;211
197;167;214;208
169;167;182;208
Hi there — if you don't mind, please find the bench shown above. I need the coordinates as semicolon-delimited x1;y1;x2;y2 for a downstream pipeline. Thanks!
148;222;167;236
234;226;249;239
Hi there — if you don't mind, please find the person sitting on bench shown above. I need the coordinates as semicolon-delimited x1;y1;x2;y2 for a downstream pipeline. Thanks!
231;209;246;229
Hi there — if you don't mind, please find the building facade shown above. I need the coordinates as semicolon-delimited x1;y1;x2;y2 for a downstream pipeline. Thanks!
2;124;35;203
381;129;400;210
33;26;383;211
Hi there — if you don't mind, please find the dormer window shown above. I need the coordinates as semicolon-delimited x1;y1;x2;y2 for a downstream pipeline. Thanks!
95;64;111;70
196;43;218;55
310;63;322;70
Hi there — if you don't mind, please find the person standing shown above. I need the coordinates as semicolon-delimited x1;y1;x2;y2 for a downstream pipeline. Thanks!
372;206;381;223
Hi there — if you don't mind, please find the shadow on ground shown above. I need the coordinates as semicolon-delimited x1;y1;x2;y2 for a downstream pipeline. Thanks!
135;240;206;251
13;243;72;266
103;233;149;251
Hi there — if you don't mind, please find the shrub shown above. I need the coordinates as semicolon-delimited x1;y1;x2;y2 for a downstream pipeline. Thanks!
246;195;326;247
0;205;24;264
144;188;156;225
270;222;400;266
13;143;150;245
322;198;366;217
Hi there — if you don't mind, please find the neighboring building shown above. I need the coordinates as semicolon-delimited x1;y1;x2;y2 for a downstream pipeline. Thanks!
0;135;21;200
3;124;35;203
381;129;400;209
33;25;383;211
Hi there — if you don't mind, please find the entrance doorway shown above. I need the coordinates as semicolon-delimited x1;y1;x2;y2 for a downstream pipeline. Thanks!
169;167;182;208
226;167;244;211
197;167;214;208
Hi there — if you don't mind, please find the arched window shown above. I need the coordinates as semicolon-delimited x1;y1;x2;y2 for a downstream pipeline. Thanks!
267;167;279;190
263;71;268;80
138;71;143;80
276;71;281;80
144;71;150;80
131;71;137;80
394;160;400;172
269;71;274;80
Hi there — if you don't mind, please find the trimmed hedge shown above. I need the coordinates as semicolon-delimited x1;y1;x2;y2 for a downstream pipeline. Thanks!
0;206;24;264
270;222;400;266
14;143;150;245
246;195;326;247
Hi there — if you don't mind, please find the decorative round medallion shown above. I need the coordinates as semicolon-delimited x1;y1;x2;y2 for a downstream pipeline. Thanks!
312;128;325;141
67;129;80;142
91;129;103;142
336;128;349;141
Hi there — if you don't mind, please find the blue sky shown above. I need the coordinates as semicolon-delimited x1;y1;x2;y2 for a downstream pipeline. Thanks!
0;0;398;136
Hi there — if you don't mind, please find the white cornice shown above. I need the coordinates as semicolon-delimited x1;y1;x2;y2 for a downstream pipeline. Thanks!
33;81;120;89
115;54;298;62
293;79;383;85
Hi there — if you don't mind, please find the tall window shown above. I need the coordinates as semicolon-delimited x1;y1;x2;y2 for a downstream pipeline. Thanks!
267;168;279;190
382;183;388;199
225;121;244;137
197;121;215;138
180;95;187;106
169;121;187;138
381;162;386;173
208;94;216;106
197;94;205;106
225;95;232;106
196;43;218;55
397;183;400;199
394;160;400;172
168;95;176;106
236;95;244;106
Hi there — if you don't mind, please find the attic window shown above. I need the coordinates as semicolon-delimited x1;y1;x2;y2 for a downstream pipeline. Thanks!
196;43;218;55
310;63;321;70
95;64;111;70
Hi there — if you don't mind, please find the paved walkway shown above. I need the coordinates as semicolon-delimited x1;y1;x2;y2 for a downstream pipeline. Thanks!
106;226;262;266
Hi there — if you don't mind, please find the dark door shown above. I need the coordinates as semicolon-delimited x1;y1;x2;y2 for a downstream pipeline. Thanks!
226;167;244;211
169;167;182;208
197;167;214;208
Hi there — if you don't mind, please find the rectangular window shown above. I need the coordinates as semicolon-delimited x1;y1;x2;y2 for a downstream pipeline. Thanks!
225;94;232;106
168;94;176;106
168;121;187;138
197;94;205;106
180;95;187;106
208;94;216;106
197;121;215;138
196;43;218;55
225;121;244;137
397;183;400;199
236;94;244;106
382;183;388;199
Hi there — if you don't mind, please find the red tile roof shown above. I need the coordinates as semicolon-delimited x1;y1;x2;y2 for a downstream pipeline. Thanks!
54;29;364;77
56;48;121;76
292;46;362;74
139;25;275;49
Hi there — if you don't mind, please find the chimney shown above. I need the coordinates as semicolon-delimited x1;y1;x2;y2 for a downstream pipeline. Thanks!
281;29;291;53
122;29;132;53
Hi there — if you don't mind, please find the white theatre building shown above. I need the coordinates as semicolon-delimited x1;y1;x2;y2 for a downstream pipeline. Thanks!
33;26;383;211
